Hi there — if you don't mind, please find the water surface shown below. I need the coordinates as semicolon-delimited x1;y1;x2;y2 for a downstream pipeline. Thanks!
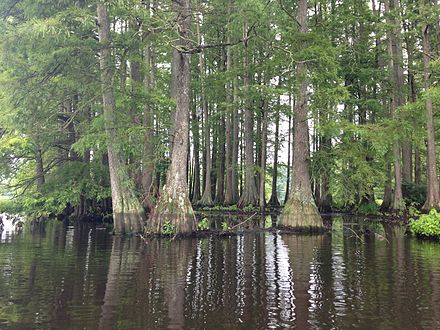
0;218;439;329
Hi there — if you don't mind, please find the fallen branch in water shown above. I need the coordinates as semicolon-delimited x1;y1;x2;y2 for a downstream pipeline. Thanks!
230;212;259;230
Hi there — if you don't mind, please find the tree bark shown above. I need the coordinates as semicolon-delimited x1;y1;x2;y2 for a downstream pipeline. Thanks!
422;21;440;211
269;94;280;208
238;23;258;208
141;2;156;210
280;0;323;230
147;0;196;234
259;97;268;210
385;0;405;211
197;14;213;206
97;2;145;234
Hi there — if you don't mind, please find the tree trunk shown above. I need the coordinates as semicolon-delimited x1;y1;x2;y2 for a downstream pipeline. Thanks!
224;32;235;205
280;0;323;230
215;113;226;204
238;23;258;208
284;101;293;205
141;8;156;211
269;95;280;208
385;0;405;211
97;2;145;234
191;104;201;203
232;78;240;203
147;0;196;235
422;21;440;211
259;98;268;210
197;15;213;206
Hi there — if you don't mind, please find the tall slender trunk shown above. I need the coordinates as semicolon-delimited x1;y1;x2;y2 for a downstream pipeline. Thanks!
269;94;281;208
215;112;226;204
259;97;268;210
197;14;213;206
385;0;405;211
238;23;258;208
147;0;196;234
280;0;322;230
284;97;293;205
224;29;235;205
232;78;240;203
191;104;201;203
97;2;145;234
422;20;440;210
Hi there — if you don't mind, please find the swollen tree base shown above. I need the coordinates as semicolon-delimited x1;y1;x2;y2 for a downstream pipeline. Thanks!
279;193;324;232
146;183;196;235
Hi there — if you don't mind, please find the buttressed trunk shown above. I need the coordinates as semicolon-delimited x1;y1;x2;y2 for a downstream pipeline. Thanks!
146;0;196;235
279;0;323;231
97;2;145;234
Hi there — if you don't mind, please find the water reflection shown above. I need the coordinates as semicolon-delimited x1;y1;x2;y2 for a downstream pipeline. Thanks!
0;218;440;329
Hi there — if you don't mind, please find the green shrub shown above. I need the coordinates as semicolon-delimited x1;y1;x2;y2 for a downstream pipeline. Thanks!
409;209;440;239
0;198;21;214
197;217;209;230
162;222;175;235
403;181;426;208
356;202;379;215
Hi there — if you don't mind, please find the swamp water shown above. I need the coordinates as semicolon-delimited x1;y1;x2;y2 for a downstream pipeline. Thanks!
0;217;439;329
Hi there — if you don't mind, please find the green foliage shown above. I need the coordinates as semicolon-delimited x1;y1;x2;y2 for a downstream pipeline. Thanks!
197;217;210;231
162;222;175;235
0;198;21;214
403;182;426;208
357;202;379;215
221;222;231;231
410;209;440;239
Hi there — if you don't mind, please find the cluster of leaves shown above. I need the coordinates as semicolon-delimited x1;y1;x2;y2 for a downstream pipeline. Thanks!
410;209;440;239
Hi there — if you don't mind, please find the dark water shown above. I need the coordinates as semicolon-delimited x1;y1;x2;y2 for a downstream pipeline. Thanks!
0;218;440;329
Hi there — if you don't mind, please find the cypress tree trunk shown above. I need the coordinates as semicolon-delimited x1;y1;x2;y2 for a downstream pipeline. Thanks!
385;0;405;211
269;95;280;208
147;0;196;235
224;43;234;205
215;113;226;204
280;0;323;230
232;78;240;203
97;2;145;234
191;104;201;203
284;100;293;205
238;23;258;208
259;98;268;210
422;21;440;211
197;15;213;206
141;3;156;210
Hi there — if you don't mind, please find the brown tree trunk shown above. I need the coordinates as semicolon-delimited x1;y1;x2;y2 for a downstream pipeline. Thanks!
259;98;268;210
238;23;258;208
284;100;293;205
422;21;440;211
197;14;213;206
147;0;196;234
231;78;240;203
385;0;405;211
141;4;156;210
280;0;323;230
215;113;226;204
97;2;145;234
269;95;280;208
224;34;235;205
191;104;201;203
